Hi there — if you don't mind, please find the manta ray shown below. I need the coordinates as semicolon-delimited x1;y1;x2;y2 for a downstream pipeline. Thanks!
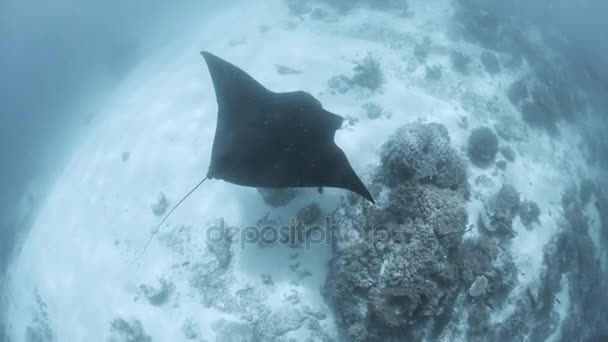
143;51;374;252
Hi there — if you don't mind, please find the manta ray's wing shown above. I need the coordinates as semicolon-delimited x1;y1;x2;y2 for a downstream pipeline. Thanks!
201;51;374;203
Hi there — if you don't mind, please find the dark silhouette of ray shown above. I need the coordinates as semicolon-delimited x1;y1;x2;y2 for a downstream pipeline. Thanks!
142;51;374;255
201;51;373;201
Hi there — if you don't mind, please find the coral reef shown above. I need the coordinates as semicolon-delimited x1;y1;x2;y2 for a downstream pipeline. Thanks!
211;306;322;341
506;68;583;134
518;87;560;134
425;65;442;80
467;127;499;168
474;175;494;188
470;183;608;341
351;54;384;91
212;319;256;341
261;274;273;286
479;184;520;237
499;145;516;162
468;275;488;298
380;122;468;193
467;302;491;337
519;200;541;229
457;116;468;130
296;202;322;225
207;224;232;268
413;37;432;62
302;305;328;321
578;178;594;206
363;103;390;120
328;54;383;94
364;103;382;119
181;319;201;340
186;244;335;341
325;123;469;341
385;184;467;250
597;188;608;248
310;7;328;20
327;76;352;94
257;188;299;207
451;0;542;67
25;292;54;342
562;186;589;234
285;0;313;16
496;184;520;214
457;237;518;305
139;278;174;306
555;188;608;340
262;307;306;336
121;152;130;162
506;79;528;107
450;51;472;74
189;259;240;310
451;0;503;49
151;193;169;217
108;318;151;342
496;160;507;170
480;51;501;75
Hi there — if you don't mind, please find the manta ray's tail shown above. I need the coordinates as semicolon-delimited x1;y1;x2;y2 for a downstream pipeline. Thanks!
141;176;209;256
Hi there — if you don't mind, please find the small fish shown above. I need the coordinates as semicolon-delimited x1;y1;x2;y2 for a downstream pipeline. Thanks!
485;300;495;310
526;288;535;305
317;187;324;194
555;297;561;304
596;201;600;211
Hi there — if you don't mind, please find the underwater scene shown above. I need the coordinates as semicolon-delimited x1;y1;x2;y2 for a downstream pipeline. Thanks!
1;0;607;341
